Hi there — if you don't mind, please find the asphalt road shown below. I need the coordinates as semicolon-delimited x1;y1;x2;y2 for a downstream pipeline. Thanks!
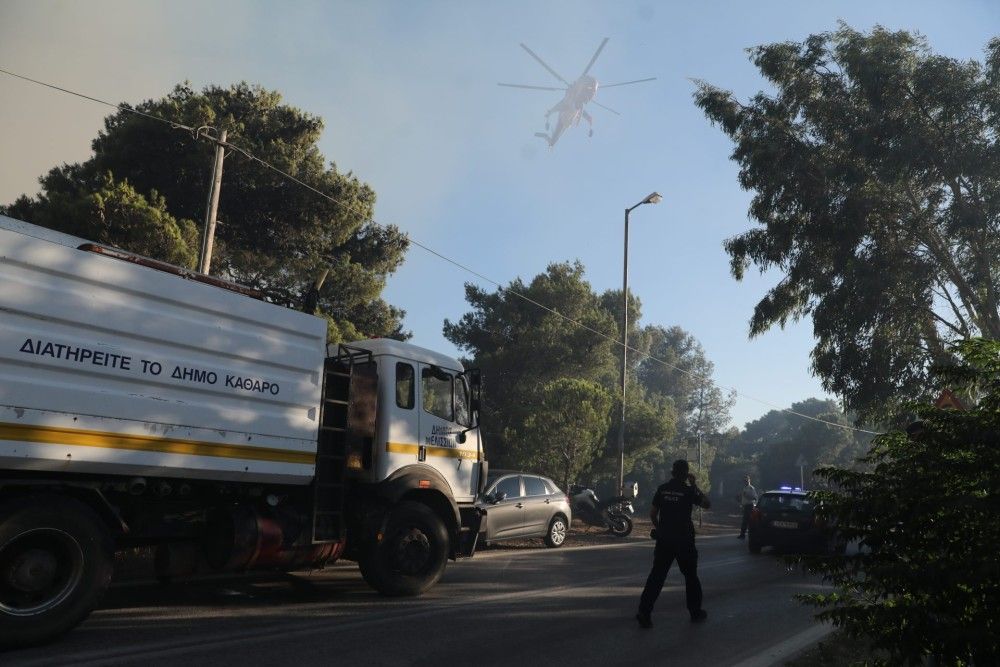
4;533;832;667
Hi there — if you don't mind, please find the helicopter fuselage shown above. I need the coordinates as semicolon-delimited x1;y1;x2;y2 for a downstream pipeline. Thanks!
563;76;597;109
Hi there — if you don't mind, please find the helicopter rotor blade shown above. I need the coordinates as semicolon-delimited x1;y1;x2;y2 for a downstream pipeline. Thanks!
519;43;571;86
591;100;621;115
599;77;657;88
581;37;610;77
497;83;567;91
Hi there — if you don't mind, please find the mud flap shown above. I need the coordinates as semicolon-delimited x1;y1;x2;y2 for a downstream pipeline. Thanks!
457;506;486;558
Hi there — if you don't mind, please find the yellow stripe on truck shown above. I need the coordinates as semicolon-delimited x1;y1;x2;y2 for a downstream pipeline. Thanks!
0;422;315;465
386;441;479;460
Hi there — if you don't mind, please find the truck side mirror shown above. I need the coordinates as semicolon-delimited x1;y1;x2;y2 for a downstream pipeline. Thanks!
467;368;482;413
456;368;482;443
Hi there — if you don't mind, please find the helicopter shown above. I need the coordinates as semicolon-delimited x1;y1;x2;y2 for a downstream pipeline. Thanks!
499;38;656;147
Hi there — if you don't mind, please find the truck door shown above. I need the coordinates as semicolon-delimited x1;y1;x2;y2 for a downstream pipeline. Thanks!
418;364;477;502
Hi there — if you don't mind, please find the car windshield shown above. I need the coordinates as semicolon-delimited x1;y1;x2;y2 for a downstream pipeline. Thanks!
759;494;813;513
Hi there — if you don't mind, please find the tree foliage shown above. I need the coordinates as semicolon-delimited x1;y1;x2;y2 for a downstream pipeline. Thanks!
726;398;872;490
3;82;409;341
798;339;1000;665
640;325;736;442
6;173;199;268
512;378;612;492
443;261;735;489
694;25;1000;419
444;261;620;470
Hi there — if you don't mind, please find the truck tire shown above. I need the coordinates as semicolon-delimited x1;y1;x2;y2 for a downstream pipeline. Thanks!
0;495;114;648
361;501;449;597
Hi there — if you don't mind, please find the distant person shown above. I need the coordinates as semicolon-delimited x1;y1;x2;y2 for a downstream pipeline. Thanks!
738;475;758;539
636;460;710;628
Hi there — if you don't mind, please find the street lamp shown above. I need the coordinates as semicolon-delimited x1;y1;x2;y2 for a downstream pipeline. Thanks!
618;191;662;495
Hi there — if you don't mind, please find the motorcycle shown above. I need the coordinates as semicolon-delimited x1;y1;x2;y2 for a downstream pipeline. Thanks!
570;485;634;537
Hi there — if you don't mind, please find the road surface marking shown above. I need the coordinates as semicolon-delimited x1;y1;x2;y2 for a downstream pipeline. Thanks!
728;622;835;667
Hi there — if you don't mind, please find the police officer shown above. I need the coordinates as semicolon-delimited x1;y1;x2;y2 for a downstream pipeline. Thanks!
636;459;710;628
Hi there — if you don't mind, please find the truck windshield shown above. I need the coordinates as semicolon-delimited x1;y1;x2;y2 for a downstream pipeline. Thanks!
422;367;453;422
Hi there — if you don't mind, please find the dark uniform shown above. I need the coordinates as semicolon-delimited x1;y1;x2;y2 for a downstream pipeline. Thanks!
638;477;706;619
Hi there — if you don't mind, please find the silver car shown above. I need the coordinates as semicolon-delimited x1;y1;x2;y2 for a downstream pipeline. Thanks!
480;471;572;548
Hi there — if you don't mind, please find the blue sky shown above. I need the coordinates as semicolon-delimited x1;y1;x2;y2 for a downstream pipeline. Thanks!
1;0;998;428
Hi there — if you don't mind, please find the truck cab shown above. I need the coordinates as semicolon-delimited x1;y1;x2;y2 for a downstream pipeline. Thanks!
349;338;483;501
312;340;486;600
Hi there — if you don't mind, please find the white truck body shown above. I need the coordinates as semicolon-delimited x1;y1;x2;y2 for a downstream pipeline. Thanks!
0;215;486;646
0;215;325;485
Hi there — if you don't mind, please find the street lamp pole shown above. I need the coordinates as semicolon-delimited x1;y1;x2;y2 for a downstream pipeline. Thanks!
617;191;662;495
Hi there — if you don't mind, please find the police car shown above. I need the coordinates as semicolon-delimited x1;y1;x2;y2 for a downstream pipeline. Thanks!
747;487;843;554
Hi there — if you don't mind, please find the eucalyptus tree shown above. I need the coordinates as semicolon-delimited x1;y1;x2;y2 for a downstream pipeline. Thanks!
695;25;1000;419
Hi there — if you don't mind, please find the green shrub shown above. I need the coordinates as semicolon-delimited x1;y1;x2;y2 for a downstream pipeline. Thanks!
797;339;1000;666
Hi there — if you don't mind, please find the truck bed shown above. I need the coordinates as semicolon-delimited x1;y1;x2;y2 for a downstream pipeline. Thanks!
0;216;326;484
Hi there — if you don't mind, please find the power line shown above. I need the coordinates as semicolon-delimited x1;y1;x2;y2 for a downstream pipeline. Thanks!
0;67;200;135
0;67;881;436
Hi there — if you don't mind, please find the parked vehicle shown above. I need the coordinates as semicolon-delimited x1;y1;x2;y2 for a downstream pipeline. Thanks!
479;472;572;548
747;487;843;554
569;485;633;537
0;216;488;647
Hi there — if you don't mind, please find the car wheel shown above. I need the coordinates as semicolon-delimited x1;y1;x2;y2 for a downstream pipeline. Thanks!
0;495;114;648
359;501;449;597
544;516;568;548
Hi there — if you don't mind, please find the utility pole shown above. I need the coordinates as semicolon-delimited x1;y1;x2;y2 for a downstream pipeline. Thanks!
198;129;227;275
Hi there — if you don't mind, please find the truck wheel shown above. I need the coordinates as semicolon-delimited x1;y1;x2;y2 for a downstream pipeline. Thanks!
361;501;449;597
0;495;114;647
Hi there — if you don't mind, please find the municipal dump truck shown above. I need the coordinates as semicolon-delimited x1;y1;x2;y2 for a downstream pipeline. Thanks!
0;215;486;646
